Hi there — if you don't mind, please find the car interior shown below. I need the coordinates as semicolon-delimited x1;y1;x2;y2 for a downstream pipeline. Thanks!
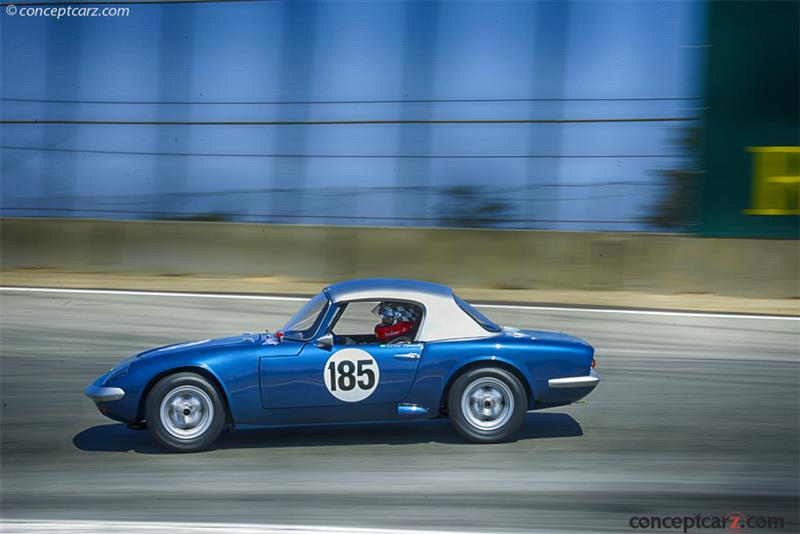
330;300;424;346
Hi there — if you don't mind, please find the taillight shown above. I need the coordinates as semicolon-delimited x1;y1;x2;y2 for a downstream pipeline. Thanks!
592;357;597;369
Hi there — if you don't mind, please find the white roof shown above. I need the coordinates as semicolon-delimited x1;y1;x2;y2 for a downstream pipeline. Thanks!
325;279;495;342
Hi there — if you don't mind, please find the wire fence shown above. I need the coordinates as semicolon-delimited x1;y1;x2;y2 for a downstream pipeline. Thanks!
0;0;705;232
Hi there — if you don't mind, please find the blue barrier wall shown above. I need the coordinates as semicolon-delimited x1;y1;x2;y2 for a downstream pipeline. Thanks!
1;0;706;231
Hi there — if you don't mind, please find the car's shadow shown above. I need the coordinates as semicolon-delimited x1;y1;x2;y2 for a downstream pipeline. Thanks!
73;413;583;454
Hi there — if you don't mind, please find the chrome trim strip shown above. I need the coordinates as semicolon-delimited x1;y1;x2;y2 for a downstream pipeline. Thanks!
548;370;600;389
397;404;428;416
393;353;421;361
84;384;126;402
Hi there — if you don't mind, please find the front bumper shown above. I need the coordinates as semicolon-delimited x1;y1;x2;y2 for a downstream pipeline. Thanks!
84;383;126;402
548;369;600;389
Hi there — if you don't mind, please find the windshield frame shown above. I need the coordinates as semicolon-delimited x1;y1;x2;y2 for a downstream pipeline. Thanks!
281;292;331;341
454;295;502;333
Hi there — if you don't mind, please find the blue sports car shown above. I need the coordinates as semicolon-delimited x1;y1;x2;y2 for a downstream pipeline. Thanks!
85;279;600;452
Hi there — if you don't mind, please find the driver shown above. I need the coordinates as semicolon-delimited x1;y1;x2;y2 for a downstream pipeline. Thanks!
372;301;419;342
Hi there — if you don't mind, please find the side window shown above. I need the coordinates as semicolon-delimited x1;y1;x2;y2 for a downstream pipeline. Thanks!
332;301;381;338
331;300;424;345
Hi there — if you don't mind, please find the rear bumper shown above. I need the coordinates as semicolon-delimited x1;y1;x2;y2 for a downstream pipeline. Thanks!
84;383;126;402
548;369;600;389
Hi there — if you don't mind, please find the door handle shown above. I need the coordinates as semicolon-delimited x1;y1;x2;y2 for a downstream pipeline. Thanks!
394;353;421;361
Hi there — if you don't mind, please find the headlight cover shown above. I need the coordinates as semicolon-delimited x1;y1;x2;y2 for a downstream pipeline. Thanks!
103;359;133;384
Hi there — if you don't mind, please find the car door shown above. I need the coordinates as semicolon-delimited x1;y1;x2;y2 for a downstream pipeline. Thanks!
259;300;423;411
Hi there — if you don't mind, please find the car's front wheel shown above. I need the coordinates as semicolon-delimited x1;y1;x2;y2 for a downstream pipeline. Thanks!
145;372;226;452
448;367;527;443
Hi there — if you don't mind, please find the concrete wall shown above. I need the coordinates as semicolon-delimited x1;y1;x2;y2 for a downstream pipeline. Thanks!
1;217;797;298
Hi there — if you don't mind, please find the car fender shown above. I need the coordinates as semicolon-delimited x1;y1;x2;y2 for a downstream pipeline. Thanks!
136;362;233;420
441;354;537;407
120;346;265;423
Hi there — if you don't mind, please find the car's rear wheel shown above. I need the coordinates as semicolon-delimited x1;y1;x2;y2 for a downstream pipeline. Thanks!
448;367;527;443
145;372;226;452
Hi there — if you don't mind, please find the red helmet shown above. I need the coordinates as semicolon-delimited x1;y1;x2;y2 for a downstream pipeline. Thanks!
375;321;413;341
372;302;419;341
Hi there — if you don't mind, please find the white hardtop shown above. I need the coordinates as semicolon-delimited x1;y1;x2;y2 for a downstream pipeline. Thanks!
324;279;495;342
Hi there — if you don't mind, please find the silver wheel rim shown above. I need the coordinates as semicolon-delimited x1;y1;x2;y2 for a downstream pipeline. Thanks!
159;385;214;440
461;377;515;431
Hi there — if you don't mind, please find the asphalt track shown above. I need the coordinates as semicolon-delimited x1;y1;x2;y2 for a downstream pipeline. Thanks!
1;289;798;533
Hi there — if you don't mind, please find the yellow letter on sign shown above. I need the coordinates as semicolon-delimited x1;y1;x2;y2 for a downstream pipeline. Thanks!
744;146;800;215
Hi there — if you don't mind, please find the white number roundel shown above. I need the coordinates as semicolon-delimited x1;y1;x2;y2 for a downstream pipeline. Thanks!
323;348;380;402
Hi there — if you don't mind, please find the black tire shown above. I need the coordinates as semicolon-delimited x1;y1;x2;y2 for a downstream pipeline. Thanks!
145;372;226;452
447;367;527;443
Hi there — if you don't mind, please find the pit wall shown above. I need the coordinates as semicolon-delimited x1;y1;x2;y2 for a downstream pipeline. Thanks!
1;217;797;299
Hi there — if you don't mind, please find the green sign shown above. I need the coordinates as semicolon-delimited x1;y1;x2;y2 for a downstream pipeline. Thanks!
701;1;799;237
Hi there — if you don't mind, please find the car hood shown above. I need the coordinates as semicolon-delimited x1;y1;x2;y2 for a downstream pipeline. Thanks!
136;332;301;359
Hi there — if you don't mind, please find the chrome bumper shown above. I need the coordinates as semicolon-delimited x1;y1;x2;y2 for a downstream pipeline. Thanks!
548;369;600;389
84;383;125;402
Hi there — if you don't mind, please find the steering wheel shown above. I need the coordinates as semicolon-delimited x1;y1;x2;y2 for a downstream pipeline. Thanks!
386;336;413;345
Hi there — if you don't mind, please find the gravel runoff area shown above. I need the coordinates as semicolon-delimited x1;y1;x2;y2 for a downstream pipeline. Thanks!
1;269;798;316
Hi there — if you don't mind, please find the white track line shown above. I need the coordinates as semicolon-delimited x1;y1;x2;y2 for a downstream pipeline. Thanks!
0;520;495;534
0;286;797;321
0;286;307;302
476;303;800;321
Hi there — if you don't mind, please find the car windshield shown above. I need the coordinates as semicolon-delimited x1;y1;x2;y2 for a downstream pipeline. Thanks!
454;295;502;333
282;292;329;341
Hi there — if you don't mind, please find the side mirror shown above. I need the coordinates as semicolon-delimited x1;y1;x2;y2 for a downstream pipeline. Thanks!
315;333;334;351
